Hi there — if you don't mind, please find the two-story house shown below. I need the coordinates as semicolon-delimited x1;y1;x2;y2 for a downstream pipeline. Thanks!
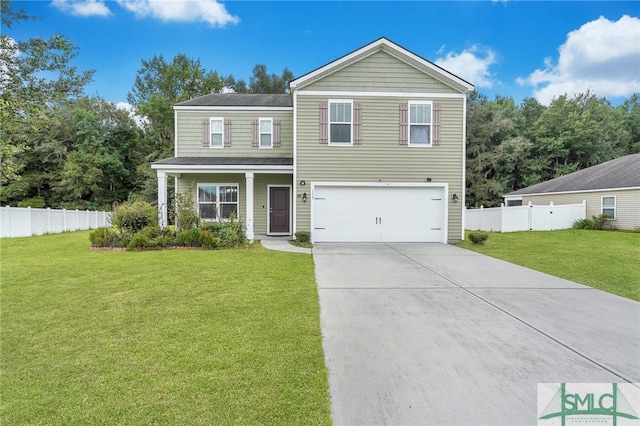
151;38;474;243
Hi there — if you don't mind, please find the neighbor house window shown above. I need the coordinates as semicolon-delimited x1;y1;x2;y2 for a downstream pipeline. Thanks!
409;101;432;146
197;184;239;220
329;100;353;144
260;118;272;148
209;118;224;148
601;196;616;219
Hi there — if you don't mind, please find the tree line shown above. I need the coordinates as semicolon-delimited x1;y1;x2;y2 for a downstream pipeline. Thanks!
1;1;638;210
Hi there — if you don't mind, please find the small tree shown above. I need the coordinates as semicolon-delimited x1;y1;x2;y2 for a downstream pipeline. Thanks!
172;190;199;231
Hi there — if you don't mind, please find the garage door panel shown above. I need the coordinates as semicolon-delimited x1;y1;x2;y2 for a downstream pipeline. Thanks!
313;185;445;243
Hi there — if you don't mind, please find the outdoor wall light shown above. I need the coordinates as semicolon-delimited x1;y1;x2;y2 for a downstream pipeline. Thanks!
302;192;307;202
452;193;459;203
299;180;306;186
426;177;432;182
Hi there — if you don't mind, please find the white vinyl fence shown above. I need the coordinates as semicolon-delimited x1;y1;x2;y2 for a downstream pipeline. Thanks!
465;201;586;233
0;206;111;238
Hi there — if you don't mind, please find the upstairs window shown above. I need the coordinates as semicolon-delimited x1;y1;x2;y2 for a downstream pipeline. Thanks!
602;196;616;219
210;118;224;148
260;118;272;148
329;100;353;144
409;101;432;146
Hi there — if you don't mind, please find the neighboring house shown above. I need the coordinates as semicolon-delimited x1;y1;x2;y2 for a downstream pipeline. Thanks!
504;153;640;231
151;38;474;243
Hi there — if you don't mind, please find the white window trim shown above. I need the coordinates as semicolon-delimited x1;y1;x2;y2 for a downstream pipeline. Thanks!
601;195;616;219
408;100;433;147
197;183;240;221
328;99;353;146
259;117;273;149
209;117;224;149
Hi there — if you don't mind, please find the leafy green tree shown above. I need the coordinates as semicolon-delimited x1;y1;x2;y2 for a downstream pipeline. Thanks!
529;91;629;182
248;64;294;94
1;1;94;187
619;94;640;153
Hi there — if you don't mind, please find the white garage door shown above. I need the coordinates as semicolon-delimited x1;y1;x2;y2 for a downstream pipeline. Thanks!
312;185;446;243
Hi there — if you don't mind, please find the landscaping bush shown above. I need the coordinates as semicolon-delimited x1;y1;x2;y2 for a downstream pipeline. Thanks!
127;233;150;251
201;218;245;248
295;231;311;244
89;227;121;247
469;231;489;245
111;201;158;233
173;191;199;231
90;216;244;251
175;227;203;247
573;214;610;230
573;218;595;229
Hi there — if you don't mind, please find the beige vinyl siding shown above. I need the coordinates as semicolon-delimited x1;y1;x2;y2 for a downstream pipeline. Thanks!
176;109;293;157
295;94;465;241
301;50;456;94
521;188;640;231
176;173;293;234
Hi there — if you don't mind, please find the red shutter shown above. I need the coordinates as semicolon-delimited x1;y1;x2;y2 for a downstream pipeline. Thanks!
433;103;441;146
319;101;328;144
202;119;210;147
399;104;408;145
251;119;259;148
273;119;281;147
353;103;362;145
224;119;232;147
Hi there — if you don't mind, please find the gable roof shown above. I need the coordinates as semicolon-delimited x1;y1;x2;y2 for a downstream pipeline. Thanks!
175;93;292;108
289;37;474;93
505;153;640;196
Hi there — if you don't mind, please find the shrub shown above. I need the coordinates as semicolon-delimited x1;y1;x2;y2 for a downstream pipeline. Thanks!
573;214;610;230
295;231;311;244
201;217;245;248
573;218;595;229
469;231;489;245
175;228;203;247
173;191;199;231
591;214;610;230
90;227;120;247
18;197;46;208
111;201;158;233
127;233;150;251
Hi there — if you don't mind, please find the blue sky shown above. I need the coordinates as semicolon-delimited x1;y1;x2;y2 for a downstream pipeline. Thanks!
7;1;640;109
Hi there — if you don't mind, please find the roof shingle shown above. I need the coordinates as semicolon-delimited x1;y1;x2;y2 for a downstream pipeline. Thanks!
175;93;292;108
506;153;640;196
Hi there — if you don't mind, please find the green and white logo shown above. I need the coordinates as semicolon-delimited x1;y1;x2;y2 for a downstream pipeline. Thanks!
538;383;640;426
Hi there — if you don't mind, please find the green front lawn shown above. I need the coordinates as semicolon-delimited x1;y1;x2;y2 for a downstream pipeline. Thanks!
1;232;331;425
458;229;640;301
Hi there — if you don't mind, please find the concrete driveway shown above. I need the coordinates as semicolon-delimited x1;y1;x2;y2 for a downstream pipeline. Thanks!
313;243;640;425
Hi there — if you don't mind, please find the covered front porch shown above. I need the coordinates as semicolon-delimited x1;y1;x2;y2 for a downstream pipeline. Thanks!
151;157;294;242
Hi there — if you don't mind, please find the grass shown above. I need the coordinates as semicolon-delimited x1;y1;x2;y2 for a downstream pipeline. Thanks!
1;231;331;425
457;229;640;301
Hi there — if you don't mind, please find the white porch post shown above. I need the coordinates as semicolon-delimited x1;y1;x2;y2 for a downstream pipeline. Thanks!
245;172;255;242
157;171;168;228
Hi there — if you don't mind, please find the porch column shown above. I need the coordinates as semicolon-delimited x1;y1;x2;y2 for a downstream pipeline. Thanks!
157;171;168;228
245;172;254;242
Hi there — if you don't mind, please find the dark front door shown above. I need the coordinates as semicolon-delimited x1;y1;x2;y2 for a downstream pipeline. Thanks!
269;187;290;234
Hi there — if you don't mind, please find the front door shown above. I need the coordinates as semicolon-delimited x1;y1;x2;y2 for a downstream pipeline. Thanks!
269;187;290;234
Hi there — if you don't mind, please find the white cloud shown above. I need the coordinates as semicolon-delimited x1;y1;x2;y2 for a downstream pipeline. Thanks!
116;0;239;27
116;102;148;128
51;0;111;17
518;15;640;104
435;45;497;88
